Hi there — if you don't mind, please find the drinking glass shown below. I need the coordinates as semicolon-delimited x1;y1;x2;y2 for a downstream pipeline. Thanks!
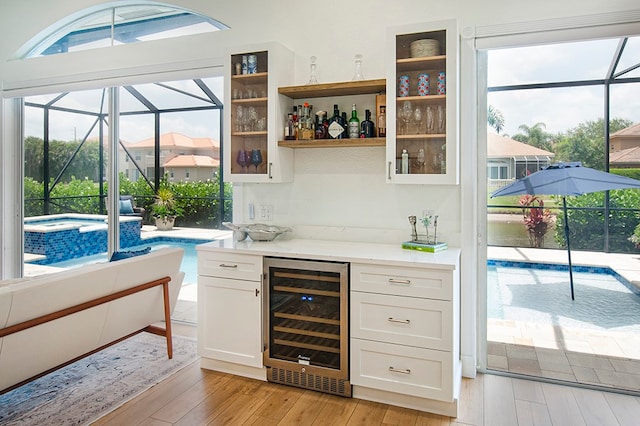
437;105;445;134
352;54;364;81
426;106;435;134
250;149;263;173
235;105;244;132
236;149;249;173
307;55;318;84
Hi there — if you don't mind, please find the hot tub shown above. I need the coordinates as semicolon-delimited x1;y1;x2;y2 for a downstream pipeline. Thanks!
24;214;142;263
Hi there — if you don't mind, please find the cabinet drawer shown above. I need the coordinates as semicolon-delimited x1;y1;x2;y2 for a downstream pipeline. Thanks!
351;292;452;351
198;252;262;281
351;339;453;402
351;263;452;300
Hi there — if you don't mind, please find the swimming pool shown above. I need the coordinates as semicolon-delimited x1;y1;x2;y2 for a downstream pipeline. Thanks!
488;260;640;333
49;237;210;285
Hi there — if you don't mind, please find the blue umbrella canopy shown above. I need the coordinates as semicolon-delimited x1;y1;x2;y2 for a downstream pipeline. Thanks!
491;162;640;197
491;162;640;300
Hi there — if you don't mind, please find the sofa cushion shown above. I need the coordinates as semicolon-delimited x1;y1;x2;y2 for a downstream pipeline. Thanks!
109;247;151;262
119;199;134;214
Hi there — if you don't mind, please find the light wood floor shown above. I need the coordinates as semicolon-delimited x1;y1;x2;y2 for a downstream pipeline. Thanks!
93;325;640;426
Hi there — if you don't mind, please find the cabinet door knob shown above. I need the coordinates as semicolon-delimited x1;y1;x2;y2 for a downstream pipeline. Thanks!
388;278;411;285
388;317;410;324
219;263;238;268
388;366;411;374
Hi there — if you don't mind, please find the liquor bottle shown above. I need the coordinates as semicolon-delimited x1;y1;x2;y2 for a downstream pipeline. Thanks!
292;105;299;140
299;102;315;140
377;106;386;137
401;149;409;174
348;104;360;139
328;104;345;139
361;109;375;138
315;111;328;139
285;113;295;140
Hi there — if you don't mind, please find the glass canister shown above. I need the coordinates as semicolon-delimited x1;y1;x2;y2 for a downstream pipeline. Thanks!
398;75;410;97
437;71;446;95
418;73;430;96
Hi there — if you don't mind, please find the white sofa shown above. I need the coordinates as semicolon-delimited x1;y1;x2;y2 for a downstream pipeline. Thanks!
0;247;185;394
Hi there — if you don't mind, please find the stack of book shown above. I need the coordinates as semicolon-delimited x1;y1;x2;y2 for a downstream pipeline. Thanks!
401;241;448;253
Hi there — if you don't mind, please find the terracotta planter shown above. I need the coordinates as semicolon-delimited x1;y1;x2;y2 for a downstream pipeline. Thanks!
154;216;175;231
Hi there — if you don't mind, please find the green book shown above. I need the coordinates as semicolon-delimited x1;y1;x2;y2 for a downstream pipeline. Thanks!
402;241;448;253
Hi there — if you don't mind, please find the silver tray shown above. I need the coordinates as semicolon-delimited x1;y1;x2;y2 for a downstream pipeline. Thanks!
223;222;291;241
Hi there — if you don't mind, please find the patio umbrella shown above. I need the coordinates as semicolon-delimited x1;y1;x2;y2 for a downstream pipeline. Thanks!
491;162;640;300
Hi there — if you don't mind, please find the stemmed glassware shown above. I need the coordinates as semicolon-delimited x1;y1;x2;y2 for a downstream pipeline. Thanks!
352;54;364;81
250;149;263;173
413;106;424;134
399;101;413;135
236;149;250;173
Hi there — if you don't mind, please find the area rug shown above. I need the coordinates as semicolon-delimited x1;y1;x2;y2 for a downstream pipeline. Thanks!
0;332;198;425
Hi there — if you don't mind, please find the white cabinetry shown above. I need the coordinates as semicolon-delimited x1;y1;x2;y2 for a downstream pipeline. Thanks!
197;251;265;380
224;42;294;183
350;260;461;417
386;19;459;185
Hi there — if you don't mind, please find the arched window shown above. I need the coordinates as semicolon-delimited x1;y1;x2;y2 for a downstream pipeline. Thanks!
19;2;228;58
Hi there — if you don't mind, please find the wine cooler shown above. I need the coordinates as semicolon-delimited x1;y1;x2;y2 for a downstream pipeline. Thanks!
263;257;351;397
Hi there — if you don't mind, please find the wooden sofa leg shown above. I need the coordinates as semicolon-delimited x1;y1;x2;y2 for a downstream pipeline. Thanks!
163;280;173;359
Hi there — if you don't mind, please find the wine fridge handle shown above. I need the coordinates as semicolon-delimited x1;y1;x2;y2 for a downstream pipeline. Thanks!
388;366;411;374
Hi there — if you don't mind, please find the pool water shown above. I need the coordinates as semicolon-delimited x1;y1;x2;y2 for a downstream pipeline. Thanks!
50;239;207;285
488;262;640;333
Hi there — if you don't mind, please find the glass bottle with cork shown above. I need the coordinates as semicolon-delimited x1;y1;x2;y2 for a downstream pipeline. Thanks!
348;104;360;139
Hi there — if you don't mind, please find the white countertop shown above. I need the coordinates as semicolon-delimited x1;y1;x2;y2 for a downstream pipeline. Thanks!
197;237;460;270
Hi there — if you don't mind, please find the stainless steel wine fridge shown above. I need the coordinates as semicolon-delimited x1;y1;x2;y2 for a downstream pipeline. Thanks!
263;257;351;397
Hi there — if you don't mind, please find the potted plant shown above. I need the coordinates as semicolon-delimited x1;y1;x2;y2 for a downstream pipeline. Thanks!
151;187;183;231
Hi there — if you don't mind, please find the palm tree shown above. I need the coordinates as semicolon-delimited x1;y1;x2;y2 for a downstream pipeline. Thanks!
513;122;553;152
488;105;505;134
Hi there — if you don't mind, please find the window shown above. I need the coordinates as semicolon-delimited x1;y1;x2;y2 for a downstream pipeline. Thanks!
19;3;228;58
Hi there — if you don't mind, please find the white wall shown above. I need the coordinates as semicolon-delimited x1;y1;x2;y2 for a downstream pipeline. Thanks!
2;0;638;377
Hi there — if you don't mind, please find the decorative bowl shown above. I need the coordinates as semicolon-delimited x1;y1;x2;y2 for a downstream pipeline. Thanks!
222;222;291;242
410;39;440;58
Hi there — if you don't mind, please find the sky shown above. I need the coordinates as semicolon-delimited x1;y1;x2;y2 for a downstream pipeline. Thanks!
487;36;640;137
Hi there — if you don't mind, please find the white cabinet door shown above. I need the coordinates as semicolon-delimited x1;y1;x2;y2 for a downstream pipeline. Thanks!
198;276;262;368
385;19;459;185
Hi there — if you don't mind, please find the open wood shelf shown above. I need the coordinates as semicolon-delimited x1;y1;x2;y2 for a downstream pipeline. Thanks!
278;79;386;99
278;137;385;148
396;55;446;72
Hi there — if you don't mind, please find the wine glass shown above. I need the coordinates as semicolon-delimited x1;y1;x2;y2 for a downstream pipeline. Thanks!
235;105;244;132
415;148;426;173
236;149;249;173
413;106;424;134
352;54;364;81
399;101;413;135
250;149;263;173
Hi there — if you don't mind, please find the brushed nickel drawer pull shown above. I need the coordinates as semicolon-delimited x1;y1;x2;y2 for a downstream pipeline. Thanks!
389;366;411;374
219;263;238;268
388;317;410;324
388;278;411;285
